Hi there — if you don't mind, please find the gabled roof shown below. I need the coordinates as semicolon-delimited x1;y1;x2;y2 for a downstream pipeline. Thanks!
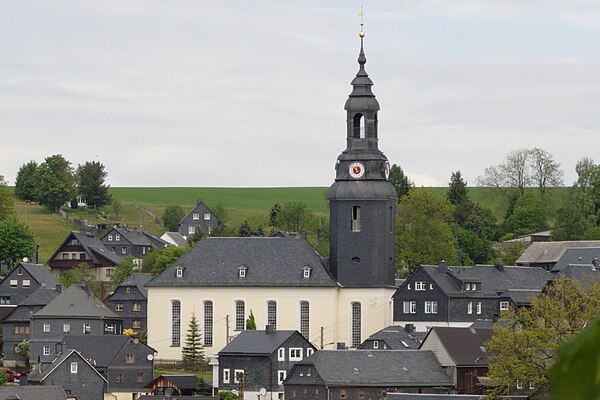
16;263;60;287
499;289;540;306
3;287;61;322
61;334;154;368
147;237;337;288
551;247;600;272
27;349;108;383
397;264;552;298
145;375;200;391
358;325;426;350
516;241;600;265
294;350;452;387
556;264;600;282
0;386;70;400
421;327;493;367
117;273;153;298
49;231;122;265
219;330;307;356
33;284;119;319
105;227;169;248
161;231;188;247
179;199;220;226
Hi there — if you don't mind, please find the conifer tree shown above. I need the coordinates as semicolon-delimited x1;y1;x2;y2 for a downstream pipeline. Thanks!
246;310;257;330
181;311;204;365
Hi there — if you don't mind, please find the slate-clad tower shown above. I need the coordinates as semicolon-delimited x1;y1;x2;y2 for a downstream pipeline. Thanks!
327;32;398;287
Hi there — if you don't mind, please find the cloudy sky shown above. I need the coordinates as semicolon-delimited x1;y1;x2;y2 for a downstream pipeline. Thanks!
1;1;599;187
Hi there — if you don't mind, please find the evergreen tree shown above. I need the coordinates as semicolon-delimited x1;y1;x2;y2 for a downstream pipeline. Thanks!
246;310;257;330
76;161;112;209
389;164;413;199
14;161;39;202
36;154;76;212
238;220;253;237
269;203;282;226
181;311;204;364
447;171;468;205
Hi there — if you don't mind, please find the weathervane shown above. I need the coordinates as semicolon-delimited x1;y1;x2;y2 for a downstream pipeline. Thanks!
358;6;365;38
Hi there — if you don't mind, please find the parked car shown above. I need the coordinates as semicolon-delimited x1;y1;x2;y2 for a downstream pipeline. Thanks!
0;367;21;382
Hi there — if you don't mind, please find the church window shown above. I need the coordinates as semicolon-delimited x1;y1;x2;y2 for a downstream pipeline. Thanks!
351;302;362;347
235;301;245;330
267;301;277;327
204;301;213;347
353;113;365;138
171;300;181;346
374;112;378;138
351;206;361;232
300;301;310;339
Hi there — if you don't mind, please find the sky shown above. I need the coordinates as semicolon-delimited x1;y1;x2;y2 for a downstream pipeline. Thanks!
1;1;599;187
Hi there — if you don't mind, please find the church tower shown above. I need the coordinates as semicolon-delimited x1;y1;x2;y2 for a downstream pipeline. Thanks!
327;30;398;288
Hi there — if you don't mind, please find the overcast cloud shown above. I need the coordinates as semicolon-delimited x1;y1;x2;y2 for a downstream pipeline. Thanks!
1;1;599;187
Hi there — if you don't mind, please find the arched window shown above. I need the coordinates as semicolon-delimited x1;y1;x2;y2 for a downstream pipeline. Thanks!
351;302;362;347
267;301;277;327
300;301;310;339
235;300;245;331
353;114;365;138
204;301;213;347
373;112;378;138
171;300;181;347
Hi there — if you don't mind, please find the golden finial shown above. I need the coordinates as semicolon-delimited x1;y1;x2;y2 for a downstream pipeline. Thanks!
358;6;365;37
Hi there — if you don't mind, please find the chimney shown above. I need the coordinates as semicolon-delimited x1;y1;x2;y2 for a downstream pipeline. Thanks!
495;261;504;271
405;324;415;334
336;342;346;350
265;325;275;334
81;280;90;296
438;260;448;274
55;284;63;293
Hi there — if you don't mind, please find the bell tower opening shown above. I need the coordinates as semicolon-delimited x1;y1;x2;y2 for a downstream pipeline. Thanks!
353;113;365;139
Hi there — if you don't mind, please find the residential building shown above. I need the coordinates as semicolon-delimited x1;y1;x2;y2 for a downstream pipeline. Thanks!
27;349;107;400
419;326;494;395
2;286;61;367
283;350;453;399
101;226;168;259
393;262;553;331
216;327;316;399
29;284;123;364
516;240;600;270
105;273;153;333
550;247;600;273
178;199;220;238
47;231;121;282
147;33;398;362
0;386;73;400
358;324;426;350
161;231;188;247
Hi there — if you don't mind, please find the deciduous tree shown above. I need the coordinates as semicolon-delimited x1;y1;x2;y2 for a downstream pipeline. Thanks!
389;164;413;199
36;154;76;212
110;255;136;286
145;245;189;276
0;175;15;220
162;205;185;232
14;161;39;202
529;148;563;198
0;218;35;267
276;202;313;232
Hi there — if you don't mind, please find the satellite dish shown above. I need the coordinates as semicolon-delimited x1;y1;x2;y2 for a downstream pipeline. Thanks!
147;354;154;361
259;388;267;396
22;257;29;263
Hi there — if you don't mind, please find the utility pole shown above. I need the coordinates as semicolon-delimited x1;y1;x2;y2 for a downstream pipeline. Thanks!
320;326;324;349
226;315;230;343
238;371;245;400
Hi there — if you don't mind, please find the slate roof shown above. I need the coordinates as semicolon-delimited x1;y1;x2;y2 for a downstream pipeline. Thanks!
551;247;600;272
294;350;452;387
219;330;302;356
33;284;119;319
422;327;493;367
556;264;600;282
60;334;154;368
358;325;426;350
19;263;60;286
115;273;153;299
28;349;107;383
499;289;541;306
52;231;122;265
147;237;337;288
4;287;61;322
161;231;188;247
397;264;552;299
0;386;70;400
107;227;169;248
179;199;220;226
516;241;600;265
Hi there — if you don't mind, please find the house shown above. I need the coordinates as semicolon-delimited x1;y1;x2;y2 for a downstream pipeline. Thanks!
2;286;61;367
101;226;169;259
29;284;123;364
283;350;453;399
27;349;107;400
515;240;600;270
104;273;153;333
358;324;426;350
216;327;316;399
160;231;188;247
146;375;200;396
419;326;494;395
147;34;398;362
392;262;553;331
59;334;155;395
555;263;600;282
503;230;552;244
549;247;600;273
0;262;60;317
178;199;220;238
0;386;74;400
47;231;121;282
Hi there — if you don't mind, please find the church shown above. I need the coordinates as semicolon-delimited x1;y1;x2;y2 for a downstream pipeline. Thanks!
146;30;398;362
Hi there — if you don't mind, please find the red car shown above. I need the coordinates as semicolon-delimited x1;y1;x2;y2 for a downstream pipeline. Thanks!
0;367;21;382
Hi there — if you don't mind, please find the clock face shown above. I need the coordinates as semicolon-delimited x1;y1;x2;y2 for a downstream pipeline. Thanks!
349;162;365;178
383;161;390;179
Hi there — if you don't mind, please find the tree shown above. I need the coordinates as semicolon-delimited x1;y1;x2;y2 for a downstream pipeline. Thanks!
493;242;530;266
486;276;600;398
0;218;35;267
218;391;238;400
112;199;122;219
447;171;469;206
59;264;97;293
246;310;257;330
210;202;229;226
162;205;185;232
276;202;313;232
238;220;253;237
503;192;548;237
389;164;413;199
181;311;204;365
269;203;282;226
76;161;112;209
36;154;76;212
395;190;459;276
145;245;189;276
0;370;7;386
529;148;563;198
187;227;206;246
15;339;30;359
110;255;136;286
0;175;15;221
478;149;532;195
14;161;39;202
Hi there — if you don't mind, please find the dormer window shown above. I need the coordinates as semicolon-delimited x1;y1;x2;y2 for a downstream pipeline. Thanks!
303;266;312;279
176;266;184;278
465;282;478;291
238;265;247;278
